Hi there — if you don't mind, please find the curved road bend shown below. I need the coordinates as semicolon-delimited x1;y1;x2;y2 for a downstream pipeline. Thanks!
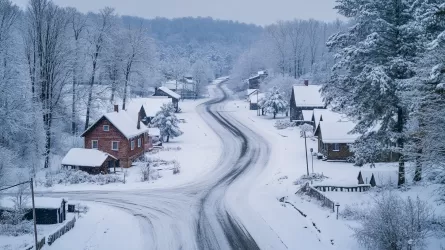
47;83;286;250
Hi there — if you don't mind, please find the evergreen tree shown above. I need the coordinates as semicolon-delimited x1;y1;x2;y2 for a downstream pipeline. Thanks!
322;0;422;186
260;86;288;119
151;103;183;142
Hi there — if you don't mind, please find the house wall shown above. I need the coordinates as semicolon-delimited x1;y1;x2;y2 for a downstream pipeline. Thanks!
250;102;259;110
83;118;146;168
248;77;260;89
325;143;353;161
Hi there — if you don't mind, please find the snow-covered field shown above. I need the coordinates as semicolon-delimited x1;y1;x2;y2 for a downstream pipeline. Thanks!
228;98;445;250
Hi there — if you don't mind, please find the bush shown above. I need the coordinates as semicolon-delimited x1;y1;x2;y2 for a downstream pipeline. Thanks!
0;220;33;236
353;192;437;250
293;173;328;185
44;169;123;186
274;120;297;130
172;161;180;175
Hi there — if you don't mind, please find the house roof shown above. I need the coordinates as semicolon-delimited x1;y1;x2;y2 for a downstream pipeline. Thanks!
302;110;313;122
0;197;65;210
313;109;346;130
158;86;181;99
292;85;325;108
251;93;266;104
81;109;149;139
126;98;172;119
247;89;258;96
62;148;117;167
164;80;195;90
319;120;360;144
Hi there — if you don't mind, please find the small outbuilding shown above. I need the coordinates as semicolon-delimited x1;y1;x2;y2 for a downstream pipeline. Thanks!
61;148;118;174
153;86;181;112
0;197;67;225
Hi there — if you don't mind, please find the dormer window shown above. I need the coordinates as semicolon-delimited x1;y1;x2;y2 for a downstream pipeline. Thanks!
103;125;109;131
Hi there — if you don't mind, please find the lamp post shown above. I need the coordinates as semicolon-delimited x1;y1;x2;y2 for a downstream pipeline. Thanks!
300;130;310;176
408;239;413;250
310;148;314;173
335;202;340;220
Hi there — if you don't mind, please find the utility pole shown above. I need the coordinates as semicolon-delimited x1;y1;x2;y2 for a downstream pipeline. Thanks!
304;131;309;176
256;89;260;116
30;178;38;249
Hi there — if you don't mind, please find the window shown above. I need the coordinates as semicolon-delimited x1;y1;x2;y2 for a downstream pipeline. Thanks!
92;140;98;149
137;138;141;148
131;140;135;150
103;125;109;131
333;143;340;152
112;141;119;151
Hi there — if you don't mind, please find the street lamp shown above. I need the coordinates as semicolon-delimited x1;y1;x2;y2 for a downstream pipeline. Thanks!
335;202;340;220
310;148;314;173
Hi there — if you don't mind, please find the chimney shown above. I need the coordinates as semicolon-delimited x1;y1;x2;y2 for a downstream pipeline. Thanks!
114;104;119;112
304;79;309;86
137;115;141;130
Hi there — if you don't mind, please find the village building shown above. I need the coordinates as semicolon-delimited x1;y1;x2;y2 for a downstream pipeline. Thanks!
126;98;172;125
247;70;268;89
61;148;118;174
246;88;258;101
0;197;67;225
315;120;359;161
250;92;266;110
81;105;152;168
289;80;325;123
153;86;181;112
163;78;197;99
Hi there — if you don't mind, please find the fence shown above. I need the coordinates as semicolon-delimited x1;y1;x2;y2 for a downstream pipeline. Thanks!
48;217;76;245
313;184;371;193
23;237;45;250
297;182;336;212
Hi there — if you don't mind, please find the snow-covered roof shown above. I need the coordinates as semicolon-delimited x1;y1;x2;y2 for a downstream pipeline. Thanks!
319;120;360;144
104;111;149;138
158;86;181;99
292;85;325;108
302;110;313;122
313;109;346;129
62;148;116;167
251;93;266;104
0;197;64;210
149;127;161;136
247;89;258;96
126;98;172;119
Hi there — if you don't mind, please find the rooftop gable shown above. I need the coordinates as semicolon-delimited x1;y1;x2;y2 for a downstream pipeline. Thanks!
292;85;325;108
319;120;360;144
158;86;181;99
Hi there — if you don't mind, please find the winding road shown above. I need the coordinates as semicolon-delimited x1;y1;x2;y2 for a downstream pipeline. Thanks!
50;82;287;250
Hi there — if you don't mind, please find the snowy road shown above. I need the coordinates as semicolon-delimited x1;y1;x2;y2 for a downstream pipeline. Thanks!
46;83;288;250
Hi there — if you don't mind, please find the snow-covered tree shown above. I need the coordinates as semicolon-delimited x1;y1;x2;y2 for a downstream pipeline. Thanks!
322;0;422;186
260;86;288;119
191;59;214;98
151;103;183;142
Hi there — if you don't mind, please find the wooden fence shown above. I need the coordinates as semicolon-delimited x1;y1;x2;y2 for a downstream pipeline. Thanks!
48;216;76;245
313;184;371;193
297;182;336;212
23;237;45;250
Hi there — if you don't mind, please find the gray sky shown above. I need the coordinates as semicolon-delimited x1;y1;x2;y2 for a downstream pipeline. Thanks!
12;0;341;26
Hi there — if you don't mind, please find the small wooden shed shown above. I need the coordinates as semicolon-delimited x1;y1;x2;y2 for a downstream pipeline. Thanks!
61;148;118;174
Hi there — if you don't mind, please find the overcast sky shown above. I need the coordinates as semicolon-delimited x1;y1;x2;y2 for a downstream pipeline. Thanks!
11;0;341;26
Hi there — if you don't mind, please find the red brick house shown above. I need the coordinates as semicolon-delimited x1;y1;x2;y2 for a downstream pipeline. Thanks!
81;105;152;169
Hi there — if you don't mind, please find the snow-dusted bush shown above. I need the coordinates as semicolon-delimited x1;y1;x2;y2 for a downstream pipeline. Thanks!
44;169;123;186
151;103;183;142
0;218;33;236
274;120;297;130
293;173;328;185
353;192;437;250
172;161;181;175
259;86;288;119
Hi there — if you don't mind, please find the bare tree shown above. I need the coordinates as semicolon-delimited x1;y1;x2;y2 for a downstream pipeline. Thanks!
84;7;115;130
307;19;320;72
286;20;307;78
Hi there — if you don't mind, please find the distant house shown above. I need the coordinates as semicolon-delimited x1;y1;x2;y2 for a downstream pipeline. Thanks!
61;148;118;174
250;92;266;110
312;108;345;131
81;105;151;168
247;70;268;89
246;89;258;101
289;80;325;122
315;120;359;161
153;86;181;112
163;78;197;99
0;197;67;225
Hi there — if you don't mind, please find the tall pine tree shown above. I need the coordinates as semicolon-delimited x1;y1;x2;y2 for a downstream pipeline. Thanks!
322;0;421;186
151;103;183;142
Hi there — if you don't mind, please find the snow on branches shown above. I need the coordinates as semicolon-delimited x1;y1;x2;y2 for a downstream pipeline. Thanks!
151;103;183;142
259;86;288;119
